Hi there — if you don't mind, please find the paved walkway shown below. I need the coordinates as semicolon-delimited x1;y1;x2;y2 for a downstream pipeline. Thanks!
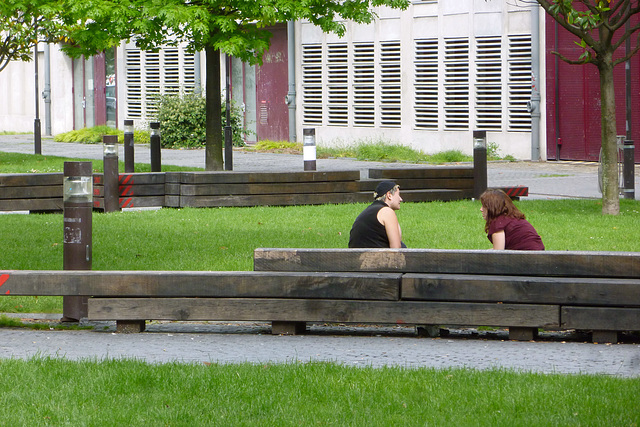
2;134;638;199
1;135;639;376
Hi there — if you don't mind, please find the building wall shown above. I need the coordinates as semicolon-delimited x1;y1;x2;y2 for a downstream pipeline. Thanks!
295;1;541;159
0;43;74;135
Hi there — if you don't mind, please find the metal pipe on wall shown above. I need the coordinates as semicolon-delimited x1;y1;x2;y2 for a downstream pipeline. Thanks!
530;3;541;161
286;21;297;143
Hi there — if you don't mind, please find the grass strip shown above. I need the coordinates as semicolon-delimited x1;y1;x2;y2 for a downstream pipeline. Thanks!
0;358;637;425
0;151;201;173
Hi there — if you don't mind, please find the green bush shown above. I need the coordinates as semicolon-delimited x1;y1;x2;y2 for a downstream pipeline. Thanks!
54;126;150;145
155;93;249;149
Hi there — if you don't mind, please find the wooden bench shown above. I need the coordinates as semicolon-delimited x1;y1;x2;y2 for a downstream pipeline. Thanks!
3;248;635;342
253;248;640;343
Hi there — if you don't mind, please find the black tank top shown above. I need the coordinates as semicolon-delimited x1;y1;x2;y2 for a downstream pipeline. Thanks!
348;201;390;248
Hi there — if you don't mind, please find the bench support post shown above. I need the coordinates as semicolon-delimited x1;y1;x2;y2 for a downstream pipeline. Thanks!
272;321;306;335
116;320;146;333
591;330;618;344
508;327;538;341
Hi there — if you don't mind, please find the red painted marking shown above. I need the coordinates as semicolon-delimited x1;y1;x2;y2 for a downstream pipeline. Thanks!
93;176;102;184
119;175;134;185
119;185;133;196
93;188;100;196
4;290;9;295
0;274;9;287
120;198;134;208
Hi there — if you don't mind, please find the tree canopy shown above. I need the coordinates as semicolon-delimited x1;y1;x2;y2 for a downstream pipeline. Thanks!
0;0;67;72
57;0;409;170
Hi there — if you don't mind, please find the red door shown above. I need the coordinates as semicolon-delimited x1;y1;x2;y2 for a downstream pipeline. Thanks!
255;25;289;142
545;15;640;162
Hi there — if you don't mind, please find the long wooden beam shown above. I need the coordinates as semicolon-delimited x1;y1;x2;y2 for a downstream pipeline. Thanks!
254;248;640;278
0;270;400;300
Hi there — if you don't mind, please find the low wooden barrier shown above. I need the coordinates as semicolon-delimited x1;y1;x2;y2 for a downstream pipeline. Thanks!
1;167;529;212
253;248;640;343
165;171;365;208
0;173;63;212
93;172;165;210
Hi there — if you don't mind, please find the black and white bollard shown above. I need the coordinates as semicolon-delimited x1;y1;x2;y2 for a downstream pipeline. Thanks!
150;122;162;172
623;139;635;200
124;119;134;173
473;130;487;200
303;128;316;171
102;135;120;213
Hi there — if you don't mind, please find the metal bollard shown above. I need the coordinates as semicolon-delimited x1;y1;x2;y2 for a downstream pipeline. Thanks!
623;139;635;199
62;161;92;322
303;128;316;171
150;122;162;172
124;119;134;173
102;135;120;213
473;130;488;200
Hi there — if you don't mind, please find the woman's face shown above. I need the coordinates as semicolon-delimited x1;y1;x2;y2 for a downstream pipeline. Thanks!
480;204;487;220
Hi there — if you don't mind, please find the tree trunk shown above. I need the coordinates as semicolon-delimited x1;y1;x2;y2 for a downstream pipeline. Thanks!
598;53;620;215
205;45;223;171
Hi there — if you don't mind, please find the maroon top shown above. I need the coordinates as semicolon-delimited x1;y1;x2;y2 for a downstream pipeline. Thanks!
487;216;545;250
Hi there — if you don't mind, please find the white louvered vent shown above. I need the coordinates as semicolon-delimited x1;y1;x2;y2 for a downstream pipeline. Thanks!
301;44;323;126
183;52;195;92
164;48;180;95
475;36;502;131
508;35;532;132
444;38;469;130
327;43;349;126
380;41;401;128
353;43;375;127
125;49;142;119
414;38;438;130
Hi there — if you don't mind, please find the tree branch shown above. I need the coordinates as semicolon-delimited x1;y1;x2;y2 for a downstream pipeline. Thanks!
551;49;596;65
614;30;640;66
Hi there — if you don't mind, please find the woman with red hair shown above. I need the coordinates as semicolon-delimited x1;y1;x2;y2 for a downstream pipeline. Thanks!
479;189;545;250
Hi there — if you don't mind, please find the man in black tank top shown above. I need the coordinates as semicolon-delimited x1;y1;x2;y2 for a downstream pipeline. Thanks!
348;181;406;248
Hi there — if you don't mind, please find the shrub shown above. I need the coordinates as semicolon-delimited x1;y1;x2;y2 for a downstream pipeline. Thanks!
155;93;249;149
54;126;149;145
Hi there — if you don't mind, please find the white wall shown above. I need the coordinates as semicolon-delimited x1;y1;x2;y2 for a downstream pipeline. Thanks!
0;43;74;135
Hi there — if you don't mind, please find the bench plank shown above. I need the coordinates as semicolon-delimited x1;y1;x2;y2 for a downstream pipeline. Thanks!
368;167;473;179
254;248;640;278
179;171;360;185
0;270;400;300
402;274;640;306
561;306;640;330
179;181;360;196
88;298;560;328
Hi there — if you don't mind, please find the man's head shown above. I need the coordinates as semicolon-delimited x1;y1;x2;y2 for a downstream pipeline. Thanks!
374;181;402;209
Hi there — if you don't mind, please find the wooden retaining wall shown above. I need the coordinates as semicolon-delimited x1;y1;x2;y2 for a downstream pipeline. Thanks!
1;166;525;212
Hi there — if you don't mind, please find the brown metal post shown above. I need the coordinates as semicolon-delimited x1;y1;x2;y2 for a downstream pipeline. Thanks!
103;135;120;212
150;122;162;172
62;161;92;322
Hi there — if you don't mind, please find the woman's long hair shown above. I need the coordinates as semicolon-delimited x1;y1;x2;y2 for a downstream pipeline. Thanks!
480;189;525;233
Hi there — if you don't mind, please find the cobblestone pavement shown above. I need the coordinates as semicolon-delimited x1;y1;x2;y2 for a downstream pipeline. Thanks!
0;319;638;377
1;135;639;375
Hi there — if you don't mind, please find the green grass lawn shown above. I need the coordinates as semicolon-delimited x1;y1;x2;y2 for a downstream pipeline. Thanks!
0;358;636;426
1;151;639;426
